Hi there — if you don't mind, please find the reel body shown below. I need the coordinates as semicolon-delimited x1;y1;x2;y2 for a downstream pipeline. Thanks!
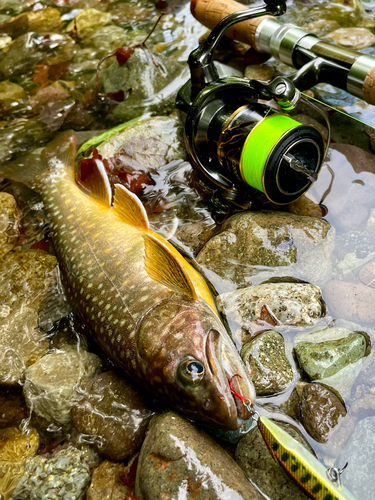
176;0;326;208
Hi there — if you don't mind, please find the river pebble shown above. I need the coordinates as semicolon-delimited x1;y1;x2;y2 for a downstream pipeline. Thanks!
65;9;112;38
295;331;368;380
11;445;91;500
325;27;375;49
23;346;102;426
335;417;375;499
0;249;57;318
240;330;293;395
0;192;20;259
135;412;263;500
0;426;39;500
235;422;312;500
86;459;136;500
300;383;346;443
72;371;153;461
325;280;375;322
197;211;334;290
287;194;325;218
0;306;49;385
217;282;325;339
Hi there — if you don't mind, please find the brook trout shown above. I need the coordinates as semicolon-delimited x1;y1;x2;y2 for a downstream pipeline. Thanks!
8;131;255;429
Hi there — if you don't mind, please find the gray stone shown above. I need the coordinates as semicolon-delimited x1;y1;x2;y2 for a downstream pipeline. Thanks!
173;218;217;256
325;280;375;323
235;422;312;500
295;332;367;380
101;47;185;121
300;383;346;443
244;64;275;81
72;371;153;461
325;27;375;49
359;261;375;287
135;412;263;500
96;116;186;171
335;417;375;499
0;306;49;385
217;282;325;334
0;193;20;259
11;446;91;500
240;330;293;395
23;346;102;426
196;211;335;290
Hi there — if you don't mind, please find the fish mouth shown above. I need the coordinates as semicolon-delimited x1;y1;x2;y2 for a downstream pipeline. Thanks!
206;329;254;425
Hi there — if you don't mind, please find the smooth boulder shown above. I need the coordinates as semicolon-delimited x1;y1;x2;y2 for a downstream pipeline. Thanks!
135;412;263;500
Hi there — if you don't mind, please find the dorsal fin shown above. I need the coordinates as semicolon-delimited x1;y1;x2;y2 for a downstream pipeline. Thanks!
113;183;150;231
143;232;198;300
75;157;112;207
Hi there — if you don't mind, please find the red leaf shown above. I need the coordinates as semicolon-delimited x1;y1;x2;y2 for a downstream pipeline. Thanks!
115;47;135;66
106;89;125;102
155;0;168;8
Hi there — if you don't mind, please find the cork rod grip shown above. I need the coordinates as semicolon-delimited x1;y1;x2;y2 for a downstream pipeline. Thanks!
191;0;274;48
363;66;375;105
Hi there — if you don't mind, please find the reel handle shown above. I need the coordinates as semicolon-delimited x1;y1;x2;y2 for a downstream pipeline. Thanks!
191;0;274;48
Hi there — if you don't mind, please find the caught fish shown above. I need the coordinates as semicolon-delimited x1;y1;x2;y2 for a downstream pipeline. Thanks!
258;415;358;500
4;131;256;429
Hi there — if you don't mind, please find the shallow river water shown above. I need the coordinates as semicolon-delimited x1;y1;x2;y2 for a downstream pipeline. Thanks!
0;0;375;499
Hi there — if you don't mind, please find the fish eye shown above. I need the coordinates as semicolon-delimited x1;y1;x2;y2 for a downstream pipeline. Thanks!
177;357;205;388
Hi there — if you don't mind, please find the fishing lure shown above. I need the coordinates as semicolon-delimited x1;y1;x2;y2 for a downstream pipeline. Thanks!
229;376;358;500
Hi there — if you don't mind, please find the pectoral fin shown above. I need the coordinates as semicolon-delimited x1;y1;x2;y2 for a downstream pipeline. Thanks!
75;157;112;207
143;232;198;300
113;184;150;231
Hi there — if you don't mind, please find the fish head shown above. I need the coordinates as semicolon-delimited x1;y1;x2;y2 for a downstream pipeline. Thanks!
136;300;255;429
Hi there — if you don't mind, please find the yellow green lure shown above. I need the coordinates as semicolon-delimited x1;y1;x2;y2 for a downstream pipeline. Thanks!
257;416;358;500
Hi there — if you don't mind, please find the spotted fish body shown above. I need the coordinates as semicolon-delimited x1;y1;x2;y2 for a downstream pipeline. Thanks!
258;416;358;500
33;132;255;429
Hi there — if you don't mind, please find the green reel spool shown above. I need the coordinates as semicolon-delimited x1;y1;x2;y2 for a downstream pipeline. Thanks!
217;105;324;205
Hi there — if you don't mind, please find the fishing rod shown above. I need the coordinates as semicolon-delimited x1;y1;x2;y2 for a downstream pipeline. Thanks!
176;0;375;208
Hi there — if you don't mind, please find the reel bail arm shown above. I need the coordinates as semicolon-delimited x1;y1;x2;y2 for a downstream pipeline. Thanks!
188;0;286;96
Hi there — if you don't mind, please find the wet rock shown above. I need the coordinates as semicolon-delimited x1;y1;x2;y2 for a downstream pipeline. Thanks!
330;142;375;174
0;81;25;103
335;416;375;499
300;383;346;443
303;19;340;37
0;306;49;385
244;64;275;81
359;260;375;286
364;123;375;153
0;426;39;500
217;282;325;339
325;280;375;322
0;118;48;163
196;211;334;290
235;422;312;500
288;194;325;218
0;0;25;16
82;25;129;53
101;47;185;121
295;332;367;380
0;33;76;78
0;192;20;259
28;82;70;109
173;218;217;256
291;113;329;141
0;387;27;429
96;116;186;171
66;8;112;38
325;27;375;49
135;412;263;500
240;330;293;395
0;8;62;36
86;459;135;500
280;389;301;420
72;371;152;461
0;249;57;317
23;346;102;426
11;445;91;500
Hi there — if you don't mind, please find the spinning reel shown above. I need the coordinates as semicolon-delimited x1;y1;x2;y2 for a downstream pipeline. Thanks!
176;0;326;208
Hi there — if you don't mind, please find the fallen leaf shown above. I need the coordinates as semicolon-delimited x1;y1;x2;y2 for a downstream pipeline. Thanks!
115;47;135;66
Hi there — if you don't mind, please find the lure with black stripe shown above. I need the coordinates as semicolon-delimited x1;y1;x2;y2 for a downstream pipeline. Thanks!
258;416;358;500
